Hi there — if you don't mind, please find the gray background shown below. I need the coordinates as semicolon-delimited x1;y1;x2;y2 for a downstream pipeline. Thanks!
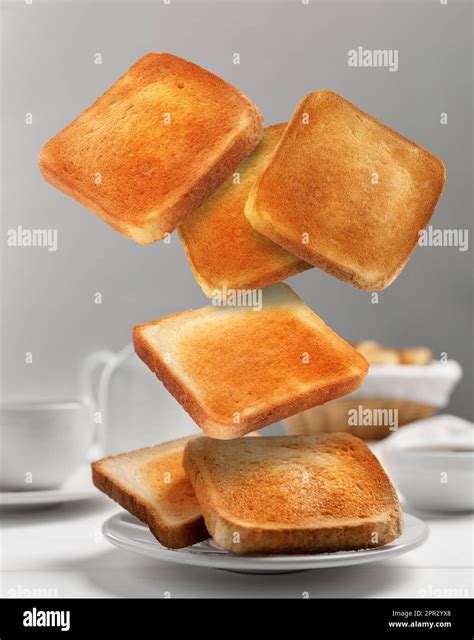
1;0;472;418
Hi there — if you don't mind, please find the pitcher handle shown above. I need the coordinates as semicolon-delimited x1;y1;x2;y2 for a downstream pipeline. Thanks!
80;344;135;459
79;349;116;460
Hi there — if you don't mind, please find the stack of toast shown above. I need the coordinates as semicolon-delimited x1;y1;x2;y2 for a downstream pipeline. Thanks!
93;433;402;553
40;53;445;294
40;53;444;554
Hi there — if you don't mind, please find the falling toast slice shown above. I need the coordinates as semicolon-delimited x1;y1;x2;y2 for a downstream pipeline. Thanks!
133;283;368;439
179;124;310;297
245;90;445;290
183;433;403;554
40;53;263;243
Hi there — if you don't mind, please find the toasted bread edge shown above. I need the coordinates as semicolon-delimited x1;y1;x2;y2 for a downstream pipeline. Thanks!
91;439;208;549
183;434;403;554
39;52;265;245
133;318;368;439
245;90;446;290
178;228;311;298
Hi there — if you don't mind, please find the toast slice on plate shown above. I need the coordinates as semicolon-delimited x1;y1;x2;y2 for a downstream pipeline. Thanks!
133;283;368;438
39;53;263;244
179;124;310;297
92;432;260;548
245;90;445;290
92;436;208;549
183;433;403;554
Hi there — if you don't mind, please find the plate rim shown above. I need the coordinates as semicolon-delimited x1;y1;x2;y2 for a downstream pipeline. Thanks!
102;511;429;570
0;487;96;506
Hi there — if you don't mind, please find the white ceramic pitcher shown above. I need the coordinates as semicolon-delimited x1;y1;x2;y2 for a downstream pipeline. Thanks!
80;344;200;456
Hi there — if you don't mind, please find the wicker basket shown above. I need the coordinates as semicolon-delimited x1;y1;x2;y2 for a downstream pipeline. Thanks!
284;397;436;441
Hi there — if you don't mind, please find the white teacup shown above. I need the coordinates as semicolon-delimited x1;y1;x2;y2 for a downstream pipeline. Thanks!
0;400;95;491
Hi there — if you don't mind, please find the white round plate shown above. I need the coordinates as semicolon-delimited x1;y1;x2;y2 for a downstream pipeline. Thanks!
102;511;429;574
0;466;96;508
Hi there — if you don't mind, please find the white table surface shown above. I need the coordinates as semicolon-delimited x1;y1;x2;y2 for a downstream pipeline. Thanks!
1;468;473;599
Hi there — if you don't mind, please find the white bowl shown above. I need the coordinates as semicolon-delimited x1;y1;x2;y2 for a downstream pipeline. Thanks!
351;361;462;408
382;415;474;513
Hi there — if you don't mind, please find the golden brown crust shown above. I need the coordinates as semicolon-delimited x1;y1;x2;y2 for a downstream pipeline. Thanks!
183;433;403;554
245;90;445;291
39;53;263;243
134;325;365;439
178;124;310;296
91;437;209;549
133;326;224;436
133;284;369;439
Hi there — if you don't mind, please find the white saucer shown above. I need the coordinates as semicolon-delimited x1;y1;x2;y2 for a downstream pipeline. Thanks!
103;511;428;574
0;466;96;508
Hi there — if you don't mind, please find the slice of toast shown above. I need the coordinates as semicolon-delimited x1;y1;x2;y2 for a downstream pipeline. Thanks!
183;433;403;554
245;90;445;290
92;432;260;548
133;283;368;439
92;436;208;549
39;53;263;244
178;124;310;297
